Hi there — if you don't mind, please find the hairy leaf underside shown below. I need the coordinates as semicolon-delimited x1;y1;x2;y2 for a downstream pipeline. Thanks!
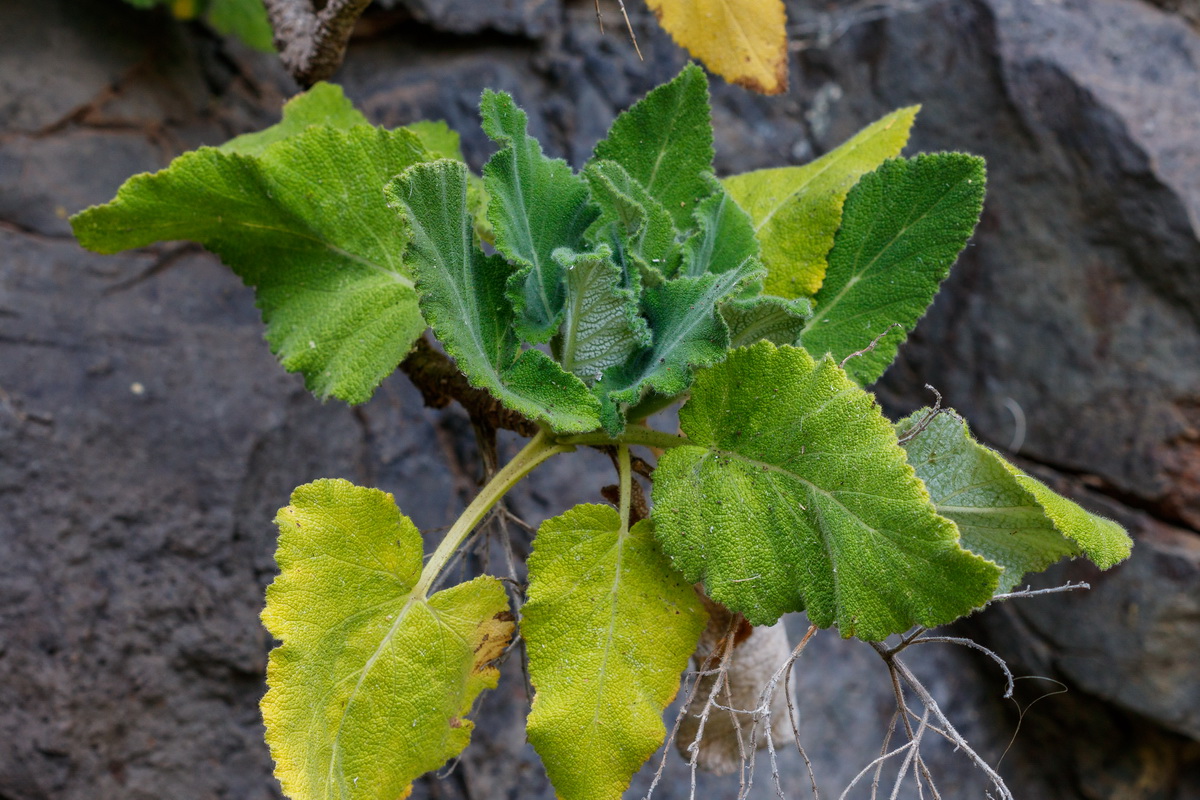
385;160;603;434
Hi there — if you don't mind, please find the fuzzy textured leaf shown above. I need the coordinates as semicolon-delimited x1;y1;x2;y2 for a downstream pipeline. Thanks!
898;410;1131;592
523;505;707;800
584;160;678;282
262;479;514;800
592;64;715;229
595;259;761;433
481;90;598;342
679;179;760;279
645;0;787;95
1004;468;1132;569
801;153;986;386
723;107;918;298
385;159;602;433
554;247;651;381
652;342;1000;637
721;295;812;348
404;120;465;161
219;83;368;157
72;125;431;404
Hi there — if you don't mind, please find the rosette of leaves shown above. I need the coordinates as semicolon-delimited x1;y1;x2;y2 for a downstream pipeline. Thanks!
71;65;1132;800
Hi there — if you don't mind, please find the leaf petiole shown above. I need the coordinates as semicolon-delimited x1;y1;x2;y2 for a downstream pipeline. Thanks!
558;427;691;451
413;429;573;597
617;444;632;535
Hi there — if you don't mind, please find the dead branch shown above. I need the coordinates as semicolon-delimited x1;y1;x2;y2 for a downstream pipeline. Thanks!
840;322;904;370
684;611;741;798
262;0;373;86
991;581;1090;603
400;336;540;438
895;386;946;445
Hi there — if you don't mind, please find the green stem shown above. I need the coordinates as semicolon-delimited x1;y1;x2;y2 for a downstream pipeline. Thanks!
559;427;691;451
617;444;631;535
414;429;571;598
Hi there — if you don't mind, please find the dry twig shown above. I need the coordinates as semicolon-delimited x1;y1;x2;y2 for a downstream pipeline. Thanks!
263;0;373;86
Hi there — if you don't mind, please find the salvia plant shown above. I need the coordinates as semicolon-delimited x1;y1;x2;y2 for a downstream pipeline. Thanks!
71;65;1132;800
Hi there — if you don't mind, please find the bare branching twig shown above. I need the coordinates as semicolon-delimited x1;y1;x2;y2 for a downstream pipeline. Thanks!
991;581;1090;603
896;386;946;445
868;642;1016;800
840;322;904;371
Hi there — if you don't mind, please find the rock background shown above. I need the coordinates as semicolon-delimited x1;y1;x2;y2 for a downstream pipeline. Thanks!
2;0;1199;797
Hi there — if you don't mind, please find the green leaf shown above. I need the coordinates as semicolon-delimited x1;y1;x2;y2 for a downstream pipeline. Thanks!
801;153;987;386
596;260;762;433
723;106;918;298
480;90;598;343
385;160;602;433
404;120;464;160
402;119;493;245
523;505;707;800
720;295;812;348
219;83;369;157
262;479;515;800
205;0;275;51
1003;468;1132;569
592;64;715;230
652;342;1001;637
72;125;432;404
897;410;1131;592
678;178;760;279
395;118;493;245
584;160;678;282
554;247;651;381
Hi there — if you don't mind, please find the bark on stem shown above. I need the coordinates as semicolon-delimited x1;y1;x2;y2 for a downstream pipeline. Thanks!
400;336;540;438
262;0;373;86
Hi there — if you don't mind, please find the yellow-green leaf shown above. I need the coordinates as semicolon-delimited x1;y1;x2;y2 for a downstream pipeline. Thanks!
646;0;788;95
723;106;918;298
1002;461;1132;570
262;479;514;800
523;505;707;800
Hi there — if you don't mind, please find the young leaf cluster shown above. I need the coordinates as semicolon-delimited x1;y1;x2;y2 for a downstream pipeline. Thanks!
70;65;1133;800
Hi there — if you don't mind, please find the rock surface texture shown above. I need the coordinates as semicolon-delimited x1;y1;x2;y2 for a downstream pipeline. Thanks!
1;0;1198;798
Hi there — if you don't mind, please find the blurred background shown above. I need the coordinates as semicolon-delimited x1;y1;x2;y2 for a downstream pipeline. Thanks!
1;0;1198;796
